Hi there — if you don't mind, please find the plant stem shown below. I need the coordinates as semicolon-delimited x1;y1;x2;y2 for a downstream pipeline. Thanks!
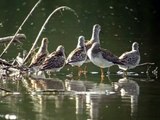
0;0;42;58
23;6;79;64
137;62;155;67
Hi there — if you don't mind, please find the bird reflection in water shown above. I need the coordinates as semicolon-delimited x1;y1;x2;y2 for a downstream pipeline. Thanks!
65;79;114;120
114;77;139;118
25;76;65;92
22;74;116;120
22;76;65;119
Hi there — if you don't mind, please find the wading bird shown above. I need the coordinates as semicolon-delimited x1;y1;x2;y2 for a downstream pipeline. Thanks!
84;24;101;71
66;36;87;76
87;42;123;80
29;38;49;73
118;42;140;76
40;45;66;75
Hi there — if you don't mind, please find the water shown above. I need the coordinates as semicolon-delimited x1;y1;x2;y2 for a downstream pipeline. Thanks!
0;0;159;120
0;73;159;120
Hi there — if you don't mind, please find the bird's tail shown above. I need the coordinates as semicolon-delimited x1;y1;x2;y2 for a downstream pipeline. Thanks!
113;59;125;65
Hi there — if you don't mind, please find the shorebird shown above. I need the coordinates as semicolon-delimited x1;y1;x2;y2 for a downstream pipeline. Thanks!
40;45;66;74
87;42;123;80
66;36;87;76
29;38;49;72
85;24;101;51
84;24;101;71
118;42;140;75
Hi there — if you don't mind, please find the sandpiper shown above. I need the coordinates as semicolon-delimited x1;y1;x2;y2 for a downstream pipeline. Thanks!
118;42;140;74
40;45;66;74
87;42;123;80
85;24;101;51
84;24;101;71
29;38;49;72
66;36;87;76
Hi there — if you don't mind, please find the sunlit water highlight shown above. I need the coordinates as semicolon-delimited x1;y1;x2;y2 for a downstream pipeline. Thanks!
0;69;159;120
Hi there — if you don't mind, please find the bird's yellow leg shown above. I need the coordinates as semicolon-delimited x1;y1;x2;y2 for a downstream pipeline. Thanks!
78;67;83;77
100;68;105;81
107;67;110;75
83;65;87;74
47;71;51;78
123;70;127;77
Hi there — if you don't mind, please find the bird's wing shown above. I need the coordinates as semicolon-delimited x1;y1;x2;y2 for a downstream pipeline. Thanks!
41;51;65;69
101;48;123;64
67;48;86;63
119;51;140;65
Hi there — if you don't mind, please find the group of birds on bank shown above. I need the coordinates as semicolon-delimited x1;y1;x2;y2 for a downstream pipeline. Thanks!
28;24;140;79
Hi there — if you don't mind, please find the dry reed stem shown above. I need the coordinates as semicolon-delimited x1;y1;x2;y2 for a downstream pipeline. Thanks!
0;0;42;57
23;6;79;64
138;62;155;67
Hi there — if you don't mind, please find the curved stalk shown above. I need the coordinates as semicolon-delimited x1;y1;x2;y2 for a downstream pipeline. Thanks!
0;0;42;57
23;6;79;64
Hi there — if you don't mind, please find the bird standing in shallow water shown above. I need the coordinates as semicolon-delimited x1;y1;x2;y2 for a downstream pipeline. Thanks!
40;45;66;75
118;42;140;75
66;36;87;76
29;38;49;72
84;24;101;71
87;42;123;80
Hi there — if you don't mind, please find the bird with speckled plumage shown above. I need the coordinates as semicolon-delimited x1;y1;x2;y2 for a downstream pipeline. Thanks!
29;38;49;72
118;42;140;74
40;45;66;74
66;36;87;76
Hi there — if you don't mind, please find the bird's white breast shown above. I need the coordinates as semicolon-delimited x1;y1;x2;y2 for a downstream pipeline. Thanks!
87;49;113;68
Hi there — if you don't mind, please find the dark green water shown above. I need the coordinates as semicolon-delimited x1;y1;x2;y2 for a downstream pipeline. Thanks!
0;0;159;120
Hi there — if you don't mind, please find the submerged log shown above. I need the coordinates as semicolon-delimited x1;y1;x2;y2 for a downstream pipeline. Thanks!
0;34;26;44
0;58;12;66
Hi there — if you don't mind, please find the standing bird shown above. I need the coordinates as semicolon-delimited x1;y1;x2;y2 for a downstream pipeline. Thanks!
66;36;87;76
29;38;49;72
40;45;66;74
87;42;123;80
85;24;101;51
118;42;140;75
84;24;101;71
